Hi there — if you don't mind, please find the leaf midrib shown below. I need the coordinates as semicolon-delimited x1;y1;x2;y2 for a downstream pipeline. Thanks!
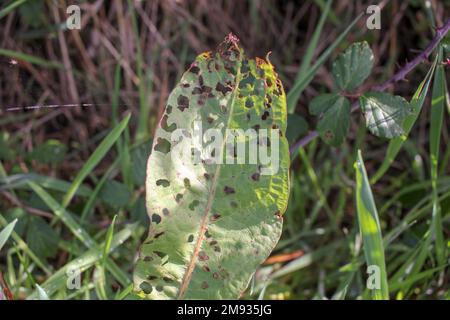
177;53;243;299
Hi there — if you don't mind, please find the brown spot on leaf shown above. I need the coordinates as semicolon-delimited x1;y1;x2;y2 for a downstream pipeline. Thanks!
224;186;235;194
216;82;232;95
199;251;209;261
201;281;209;289
154;138;171;154
251;173;260;181
177;95;189;111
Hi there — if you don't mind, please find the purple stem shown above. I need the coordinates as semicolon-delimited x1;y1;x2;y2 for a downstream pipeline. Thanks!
289;18;450;155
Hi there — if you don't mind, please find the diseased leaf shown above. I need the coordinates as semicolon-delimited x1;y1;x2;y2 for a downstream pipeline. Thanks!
332;41;374;91
309;93;350;146
133;34;290;299
359;92;411;139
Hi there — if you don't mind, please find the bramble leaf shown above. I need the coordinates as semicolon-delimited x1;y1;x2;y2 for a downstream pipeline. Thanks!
133;34;290;299
332;42;374;91
309;93;350;146
359;92;411;139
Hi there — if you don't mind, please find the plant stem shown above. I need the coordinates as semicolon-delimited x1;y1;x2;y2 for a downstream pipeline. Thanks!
290;18;450;155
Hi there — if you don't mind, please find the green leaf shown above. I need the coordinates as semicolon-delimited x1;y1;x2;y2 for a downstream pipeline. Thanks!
133;35;290;299
27;139;67;165
332;41;374;91
26;216;59;260
131;141;152;187
286;114;309;145
36;284;49;300
0;218;17;252
355;150;389;300
99;180;131;208
370;59;437;183
309;93;350;146
359;92;410;139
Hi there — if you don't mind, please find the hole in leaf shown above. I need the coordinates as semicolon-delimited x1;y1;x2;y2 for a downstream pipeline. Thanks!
156;179;170;187
154;138;171;154
162;208;170;216
224;186;235;195
140;282;153;294
187;234;194;242
152;214;161;224
189;200;200;211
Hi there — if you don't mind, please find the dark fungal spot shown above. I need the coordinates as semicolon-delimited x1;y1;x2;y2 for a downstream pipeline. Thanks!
210;240;218;246
199;251;209;261
192;87;202;95
147;275;157;281
214;246;221;252
213;272;220;280
140;282;153;294
184;178;191;188
201;281;209;289
204;173;210;180
154;138;171;154
154;231;165;239
163;277;174;283
274;210;282;218
220;104;227;114
224;186;235;195
156;285;163;292
187;234;194;243
177;95;189;111
166;105;172;114
202;265;211;272
251;173;260;181
154;251;166;258
156;179;170;187
143;256;153;262
205;230;212;238
272;124;279;129
181;83;190;88
162;208;170;216
216;82;232;95
245;98;254;108
190;65;200;74
266;78;273;87
152;214;161;224
261;111;270;121
211;213;221;222
253;124;260;131
230;201;238;208
175;193;183;203
189;200;200;211
207;116;214;124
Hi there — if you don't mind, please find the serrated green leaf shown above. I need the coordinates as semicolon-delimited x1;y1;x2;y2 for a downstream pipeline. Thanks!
133;35;290;299
309;93;350;146
332;41;374;91
286;113;308;144
359;92;411;139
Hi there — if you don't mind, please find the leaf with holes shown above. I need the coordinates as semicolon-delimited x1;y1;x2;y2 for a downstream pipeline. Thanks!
359;92;411;139
133;34;290;299
332;41;374;91
309;93;350;146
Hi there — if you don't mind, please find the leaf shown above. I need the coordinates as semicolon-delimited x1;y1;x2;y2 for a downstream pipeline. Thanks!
370;59;437;183
286;113;308;145
355;150;389;300
26;216;59;260
359;92;411;139
99;180;131;208
27;139;67;165
0;218;17;252
133;34;290;299
309;93;350;146
36;285;49;300
332;41;374;91
131;141;152;187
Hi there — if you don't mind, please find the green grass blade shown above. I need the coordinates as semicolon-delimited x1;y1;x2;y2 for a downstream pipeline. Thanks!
287;0;332;111
429;46;446;267
0;49;63;69
287;11;363;113
35;284;49;300
355;150;389;300
371;58;437;183
0;218;17;252
62;113;131;207
0;0;28;20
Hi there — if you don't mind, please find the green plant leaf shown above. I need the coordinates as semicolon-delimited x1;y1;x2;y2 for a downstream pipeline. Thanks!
26;216;59;260
332;41;374;91
359;92;410;138
99;180;131;208
309;93;350;146
27;139;67;165
133;35;290;299
355;150;389;300
286;113;309;145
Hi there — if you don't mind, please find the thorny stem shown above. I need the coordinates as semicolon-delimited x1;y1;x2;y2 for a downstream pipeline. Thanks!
289;18;450;155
